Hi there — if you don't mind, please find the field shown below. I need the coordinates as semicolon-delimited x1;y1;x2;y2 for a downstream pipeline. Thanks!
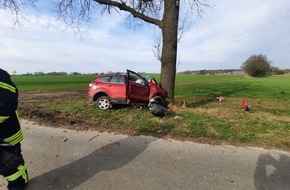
12;74;290;151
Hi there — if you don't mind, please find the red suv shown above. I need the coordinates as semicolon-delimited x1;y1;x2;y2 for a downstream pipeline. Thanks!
88;70;168;110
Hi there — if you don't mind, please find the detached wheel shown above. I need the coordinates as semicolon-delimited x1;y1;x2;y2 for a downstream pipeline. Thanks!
96;96;111;110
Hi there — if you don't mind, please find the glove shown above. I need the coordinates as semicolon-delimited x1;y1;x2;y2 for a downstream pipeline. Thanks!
0;149;24;169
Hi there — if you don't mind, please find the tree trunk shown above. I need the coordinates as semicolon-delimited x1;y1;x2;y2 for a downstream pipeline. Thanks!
160;0;179;104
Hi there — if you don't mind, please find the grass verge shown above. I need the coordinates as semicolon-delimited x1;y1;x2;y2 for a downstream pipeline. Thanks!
14;74;290;151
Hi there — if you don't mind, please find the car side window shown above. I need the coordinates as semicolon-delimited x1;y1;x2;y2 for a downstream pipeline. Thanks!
110;75;125;84
119;76;125;84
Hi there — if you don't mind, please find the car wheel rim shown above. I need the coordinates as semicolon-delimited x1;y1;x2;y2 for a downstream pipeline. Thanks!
98;99;109;109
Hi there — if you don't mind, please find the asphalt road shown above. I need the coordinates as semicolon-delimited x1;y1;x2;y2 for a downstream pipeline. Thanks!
2;120;290;190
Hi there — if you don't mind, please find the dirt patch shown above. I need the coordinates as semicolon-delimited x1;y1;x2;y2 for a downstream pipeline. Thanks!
20;90;90;129
19;90;86;100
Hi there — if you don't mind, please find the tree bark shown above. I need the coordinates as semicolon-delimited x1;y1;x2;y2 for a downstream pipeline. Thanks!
160;0;179;104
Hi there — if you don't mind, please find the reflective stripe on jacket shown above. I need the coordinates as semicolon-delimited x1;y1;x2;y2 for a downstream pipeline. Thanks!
0;81;16;93
0;116;10;123
5;165;28;183
2;130;24;146
0;69;18;122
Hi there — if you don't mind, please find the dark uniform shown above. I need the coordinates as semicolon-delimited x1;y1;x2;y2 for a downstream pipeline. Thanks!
0;68;28;190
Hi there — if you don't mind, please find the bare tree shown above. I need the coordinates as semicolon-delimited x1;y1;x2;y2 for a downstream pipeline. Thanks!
2;0;209;104
55;0;210;104
0;0;36;24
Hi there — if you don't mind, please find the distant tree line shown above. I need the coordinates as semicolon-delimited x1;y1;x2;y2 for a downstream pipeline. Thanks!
13;71;122;76
179;54;289;76
12;55;289;77
12;71;127;76
20;72;83;76
178;69;243;75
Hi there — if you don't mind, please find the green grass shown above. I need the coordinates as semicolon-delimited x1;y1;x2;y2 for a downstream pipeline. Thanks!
12;75;95;91
14;73;290;151
174;74;290;99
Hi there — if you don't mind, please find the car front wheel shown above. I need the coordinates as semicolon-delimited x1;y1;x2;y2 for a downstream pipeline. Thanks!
96;96;111;110
151;96;165;106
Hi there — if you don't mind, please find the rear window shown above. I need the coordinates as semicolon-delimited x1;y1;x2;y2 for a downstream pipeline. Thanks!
99;76;110;82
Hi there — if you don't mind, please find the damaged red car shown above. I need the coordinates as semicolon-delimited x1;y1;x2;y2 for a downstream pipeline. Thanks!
88;70;168;110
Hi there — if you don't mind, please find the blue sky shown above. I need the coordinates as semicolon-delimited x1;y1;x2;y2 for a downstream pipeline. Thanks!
1;0;290;74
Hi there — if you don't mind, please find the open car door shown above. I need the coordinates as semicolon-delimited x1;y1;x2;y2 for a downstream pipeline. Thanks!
127;70;150;104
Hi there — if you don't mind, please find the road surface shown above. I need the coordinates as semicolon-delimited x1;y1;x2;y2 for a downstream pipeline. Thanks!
1;120;290;190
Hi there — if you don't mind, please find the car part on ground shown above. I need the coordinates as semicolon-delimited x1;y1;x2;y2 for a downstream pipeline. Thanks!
148;102;169;118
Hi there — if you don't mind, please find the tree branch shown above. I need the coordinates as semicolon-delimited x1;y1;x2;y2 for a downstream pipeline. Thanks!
93;0;162;27
0;0;37;25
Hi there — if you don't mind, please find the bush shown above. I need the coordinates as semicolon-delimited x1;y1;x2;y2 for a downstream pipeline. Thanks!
271;67;285;75
241;54;271;77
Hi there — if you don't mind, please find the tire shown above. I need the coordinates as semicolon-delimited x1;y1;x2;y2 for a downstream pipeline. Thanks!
152;96;165;106
96;96;111;110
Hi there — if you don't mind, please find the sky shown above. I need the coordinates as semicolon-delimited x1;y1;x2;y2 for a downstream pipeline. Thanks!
1;0;290;74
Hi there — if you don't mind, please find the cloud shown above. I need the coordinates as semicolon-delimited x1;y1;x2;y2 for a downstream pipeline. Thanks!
179;0;290;70
0;9;159;74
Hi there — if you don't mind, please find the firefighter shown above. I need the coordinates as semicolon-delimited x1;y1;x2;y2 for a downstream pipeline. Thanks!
0;68;28;190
